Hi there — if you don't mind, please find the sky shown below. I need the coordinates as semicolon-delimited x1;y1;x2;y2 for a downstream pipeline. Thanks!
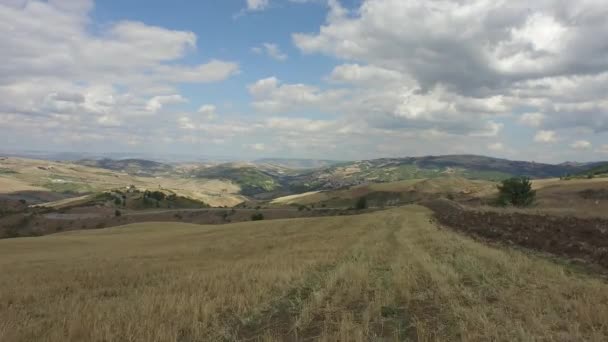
1;0;608;163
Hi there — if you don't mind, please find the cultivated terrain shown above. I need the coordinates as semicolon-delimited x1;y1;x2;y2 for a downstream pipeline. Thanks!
2;206;608;341
2;153;608;341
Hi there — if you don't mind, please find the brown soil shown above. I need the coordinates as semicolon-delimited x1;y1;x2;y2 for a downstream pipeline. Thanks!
580;188;608;200
425;199;608;268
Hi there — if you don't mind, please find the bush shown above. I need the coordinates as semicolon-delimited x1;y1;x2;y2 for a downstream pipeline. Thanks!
355;196;368;210
114;209;121;217
251;213;264;221
496;177;536;207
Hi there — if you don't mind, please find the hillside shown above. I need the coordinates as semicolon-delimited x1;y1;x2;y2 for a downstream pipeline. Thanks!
75;158;174;176
285;154;602;192
254;158;343;169
2;206;608;341
0;158;244;207
575;162;608;178
191;163;283;196
272;177;498;207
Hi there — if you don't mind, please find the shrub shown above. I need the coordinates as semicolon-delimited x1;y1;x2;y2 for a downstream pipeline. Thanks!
114;210;121;217
355;196;368;210
251;213;264;221
496;176;536;207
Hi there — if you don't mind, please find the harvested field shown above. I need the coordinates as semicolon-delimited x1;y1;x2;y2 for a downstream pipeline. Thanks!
0;206;364;238
2;206;608;341
426;199;608;268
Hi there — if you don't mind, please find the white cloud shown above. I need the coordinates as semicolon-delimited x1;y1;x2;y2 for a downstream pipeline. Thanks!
246;0;269;11
597;145;608;154
253;43;288;61
177;116;196;130
329;64;405;86
0;1;237;126
248;77;346;113
146;95;187;113
518;112;546;127
290;0;608;151
248;143;266;151
198;105;217;120
488;142;504;151
534;130;557;143
571;140;592;150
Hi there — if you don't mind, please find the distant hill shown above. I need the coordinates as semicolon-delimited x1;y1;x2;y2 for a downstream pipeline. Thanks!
284;155;604;192
254;158;344;169
574;162;608;178
76;158;174;176
76;155;607;198
192;163;282;196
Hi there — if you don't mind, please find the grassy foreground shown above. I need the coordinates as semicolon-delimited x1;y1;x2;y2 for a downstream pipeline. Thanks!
1;206;608;341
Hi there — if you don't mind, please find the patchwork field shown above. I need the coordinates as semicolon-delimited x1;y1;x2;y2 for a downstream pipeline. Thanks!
0;158;245;207
271;177;498;207
2;206;608;341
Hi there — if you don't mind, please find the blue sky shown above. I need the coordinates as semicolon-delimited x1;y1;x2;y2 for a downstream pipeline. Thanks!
1;0;608;162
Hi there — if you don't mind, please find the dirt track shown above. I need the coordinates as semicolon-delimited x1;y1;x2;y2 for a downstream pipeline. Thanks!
425;199;608;268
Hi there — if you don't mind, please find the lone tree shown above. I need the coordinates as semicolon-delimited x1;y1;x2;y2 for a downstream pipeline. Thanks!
355;196;368;210
251;212;264;221
497;176;536;207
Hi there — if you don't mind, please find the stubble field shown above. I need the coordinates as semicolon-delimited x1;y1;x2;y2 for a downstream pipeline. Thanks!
1;206;608;341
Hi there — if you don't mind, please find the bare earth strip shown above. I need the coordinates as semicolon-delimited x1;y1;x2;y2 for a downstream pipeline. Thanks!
1;206;608;341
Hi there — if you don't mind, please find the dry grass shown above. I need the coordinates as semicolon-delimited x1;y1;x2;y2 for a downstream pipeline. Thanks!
1;206;608;341
0;157;245;207
272;177;497;207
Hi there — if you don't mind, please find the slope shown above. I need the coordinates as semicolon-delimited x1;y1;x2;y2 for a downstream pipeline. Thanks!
2;206;607;341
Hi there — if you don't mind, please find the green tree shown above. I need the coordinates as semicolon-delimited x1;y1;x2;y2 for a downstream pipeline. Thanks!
355;196;368;210
497;177;536;207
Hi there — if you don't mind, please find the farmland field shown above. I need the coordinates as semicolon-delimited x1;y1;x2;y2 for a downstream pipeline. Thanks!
1;206;607;341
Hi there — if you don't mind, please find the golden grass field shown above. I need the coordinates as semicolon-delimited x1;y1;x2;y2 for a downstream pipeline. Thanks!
2;206;608;341
272;178;499;206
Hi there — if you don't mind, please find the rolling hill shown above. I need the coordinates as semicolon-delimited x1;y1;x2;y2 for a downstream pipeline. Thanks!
284;154;604;192
191;163;284;196
75;158;174;176
272;177;498;208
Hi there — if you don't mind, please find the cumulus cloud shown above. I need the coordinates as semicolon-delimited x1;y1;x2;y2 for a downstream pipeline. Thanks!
597;145;608;154
246;0;269;11
286;0;608;159
488;142;504;152
146;95;187;113
518;112;546;127
571;140;592;150
0;0;238;139
534;130;557;143
198;105;217;120
248;77;346;113
252;43;288;61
